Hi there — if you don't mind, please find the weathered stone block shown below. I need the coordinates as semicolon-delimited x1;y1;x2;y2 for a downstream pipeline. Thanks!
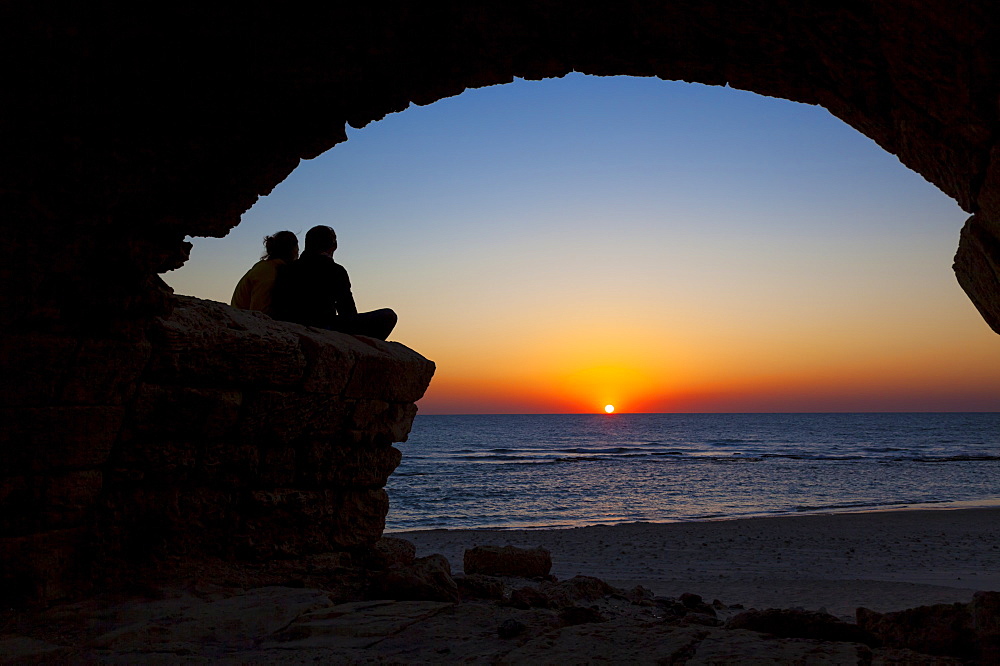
60;337;152;405
293;326;436;402
111;438;202;483
351;401;419;442
147;296;306;387
298;440;402;487
350;399;392;429
0;528;92;607
340;429;394;447
99;486;240;559
113;437;262;489
0;406;124;473
200;440;261;488
131;384;242;439
259;446;297;486
243;488;389;555
238;390;350;446
293;325;367;395
1;471;102;535
385;403;419;442
343;340;436;403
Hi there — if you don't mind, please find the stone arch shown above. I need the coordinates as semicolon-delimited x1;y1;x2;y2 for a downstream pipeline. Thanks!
4;1;1000;605
3;1;1000;333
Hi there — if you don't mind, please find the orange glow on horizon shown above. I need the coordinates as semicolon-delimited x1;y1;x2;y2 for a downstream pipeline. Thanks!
408;299;1000;415
415;357;1000;413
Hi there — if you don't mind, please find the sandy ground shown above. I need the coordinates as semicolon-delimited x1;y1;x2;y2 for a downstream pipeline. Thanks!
397;507;1000;619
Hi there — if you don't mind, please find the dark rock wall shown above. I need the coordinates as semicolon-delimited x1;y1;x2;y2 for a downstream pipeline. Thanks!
3;1;1000;603
1;297;434;605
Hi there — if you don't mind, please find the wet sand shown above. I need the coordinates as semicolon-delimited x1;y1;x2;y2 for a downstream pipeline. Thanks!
398;506;1000;619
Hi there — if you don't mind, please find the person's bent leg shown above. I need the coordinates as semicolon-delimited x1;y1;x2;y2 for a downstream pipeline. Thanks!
364;308;397;341
334;308;397;340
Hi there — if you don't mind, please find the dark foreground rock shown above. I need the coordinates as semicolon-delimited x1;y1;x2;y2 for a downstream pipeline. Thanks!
1;296;436;607
857;590;1000;662
361;536;417;570
0;538;1000;666
727;608;879;646
367;553;460;603
456;573;508;601
3;581;973;664
1;544;993;663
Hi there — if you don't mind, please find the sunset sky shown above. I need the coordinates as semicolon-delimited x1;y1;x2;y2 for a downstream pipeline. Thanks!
166;74;1000;414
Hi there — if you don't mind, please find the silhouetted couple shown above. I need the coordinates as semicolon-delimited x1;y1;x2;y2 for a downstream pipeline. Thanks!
231;226;396;341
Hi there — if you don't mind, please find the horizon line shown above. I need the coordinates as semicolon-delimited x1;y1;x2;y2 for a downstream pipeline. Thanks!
414;410;1000;416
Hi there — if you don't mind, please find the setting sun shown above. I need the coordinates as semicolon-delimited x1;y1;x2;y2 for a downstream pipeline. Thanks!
604;404;615;414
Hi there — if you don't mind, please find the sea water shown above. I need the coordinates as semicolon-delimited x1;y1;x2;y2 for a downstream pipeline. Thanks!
384;413;1000;531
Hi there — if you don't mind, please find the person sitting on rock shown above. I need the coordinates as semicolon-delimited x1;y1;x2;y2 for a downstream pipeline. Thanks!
271;225;397;340
230;230;299;316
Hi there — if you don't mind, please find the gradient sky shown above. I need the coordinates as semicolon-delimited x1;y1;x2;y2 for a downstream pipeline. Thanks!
166;74;1000;414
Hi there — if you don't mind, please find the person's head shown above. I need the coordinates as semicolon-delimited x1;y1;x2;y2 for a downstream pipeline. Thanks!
304;225;338;256
262;230;299;262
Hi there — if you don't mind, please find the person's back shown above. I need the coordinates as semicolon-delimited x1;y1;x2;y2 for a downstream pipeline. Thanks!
231;258;284;314
271;225;396;340
271;250;354;328
231;230;299;316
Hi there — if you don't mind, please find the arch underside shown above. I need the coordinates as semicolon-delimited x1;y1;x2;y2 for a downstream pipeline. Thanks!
2;1;1000;333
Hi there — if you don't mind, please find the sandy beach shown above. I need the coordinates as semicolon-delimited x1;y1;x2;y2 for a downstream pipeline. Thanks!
398;506;1000;619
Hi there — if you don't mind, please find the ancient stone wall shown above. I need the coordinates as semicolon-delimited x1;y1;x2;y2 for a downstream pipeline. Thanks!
1;297;434;605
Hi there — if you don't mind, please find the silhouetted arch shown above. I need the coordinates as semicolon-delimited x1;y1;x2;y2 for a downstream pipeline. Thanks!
3;2;1000;329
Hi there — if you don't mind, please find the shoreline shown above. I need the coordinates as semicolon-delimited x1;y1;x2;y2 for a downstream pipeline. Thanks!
396;506;1000;618
385;496;1000;534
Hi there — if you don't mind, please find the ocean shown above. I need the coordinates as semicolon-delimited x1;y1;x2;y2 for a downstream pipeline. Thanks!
384;412;1000;532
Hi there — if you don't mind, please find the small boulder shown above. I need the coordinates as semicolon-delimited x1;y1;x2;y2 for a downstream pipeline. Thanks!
679;592;716;617
361;536;417;570
368;553;458;602
456;573;506;600
508;585;551;609
625;585;655;604
464;545;552;578
679;613;723;627
541;575;617;607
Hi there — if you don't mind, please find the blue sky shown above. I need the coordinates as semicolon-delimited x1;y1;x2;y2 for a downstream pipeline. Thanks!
166;74;1000;413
